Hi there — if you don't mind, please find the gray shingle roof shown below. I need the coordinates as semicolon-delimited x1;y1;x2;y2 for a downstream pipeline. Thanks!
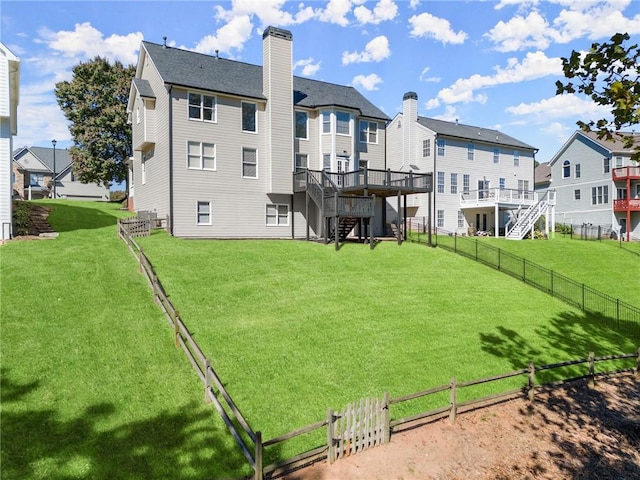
132;78;155;98
417;116;536;151
18;146;73;173
142;41;389;121
582;130;640;155
534;162;551;185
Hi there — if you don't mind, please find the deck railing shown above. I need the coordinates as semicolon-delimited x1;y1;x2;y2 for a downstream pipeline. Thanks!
612;165;640;180
325;194;374;217
460;188;539;207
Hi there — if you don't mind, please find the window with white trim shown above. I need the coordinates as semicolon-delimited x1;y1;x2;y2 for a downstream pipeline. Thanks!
615;156;623;168
423;139;431;157
450;173;458;194
359;120;377;144
187;141;216;170
188;93;216;122
437;171;445;193
563;160;570;178
322;111;331;134
463;174;470;195
513;150;520;167
197;201;211;225
493;148;499;164
295;153;308;171
574;189;581;200
295;111;308;139
457;210;464;228
437;210;444;228
499;177;505;190
242;148;257;178
266;204;289;226
575;163;581;178
323;154;331;171
591;185;609;204
467;143;474;161
242;102;257;132
603;157;610;173
141;158;146;185
336;111;350;135
437;139;445;156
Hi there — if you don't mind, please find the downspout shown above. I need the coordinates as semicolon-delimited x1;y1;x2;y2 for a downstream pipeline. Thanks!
432;134;437;239
168;84;174;236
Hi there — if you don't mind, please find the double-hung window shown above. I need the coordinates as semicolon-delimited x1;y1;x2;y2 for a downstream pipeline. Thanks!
242;148;257;178
450;173;458;194
437;210;444;228
188;93;216;122
591;185;609;204
603;157;610;173
187;141;216;170
457;210;464;228
499;177;505;190
493;148;499;164
423;139;431;157
463;174;470;195
242;102;257;132
295;154;308;172
513;150;520;167
437;139;445;156
359;120;377;144
295;111;308;139
437;171;445;193
266;204;288;226
336;112;350;135
197;201;211;225
322;111;331;134
574;189;581;200
467;143;474;161
575;163;581;178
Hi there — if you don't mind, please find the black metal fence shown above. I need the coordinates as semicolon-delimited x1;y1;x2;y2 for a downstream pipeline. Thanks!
409;227;640;335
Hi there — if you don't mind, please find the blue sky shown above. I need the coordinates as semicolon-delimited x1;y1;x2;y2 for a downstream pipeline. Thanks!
2;0;639;169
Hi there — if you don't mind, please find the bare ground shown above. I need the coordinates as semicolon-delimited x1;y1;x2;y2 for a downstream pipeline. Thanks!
280;373;639;480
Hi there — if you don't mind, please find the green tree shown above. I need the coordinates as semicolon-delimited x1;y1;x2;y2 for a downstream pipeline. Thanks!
555;33;640;161
55;57;135;186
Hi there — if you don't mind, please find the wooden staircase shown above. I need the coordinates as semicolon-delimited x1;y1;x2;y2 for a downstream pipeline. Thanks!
328;216;359;242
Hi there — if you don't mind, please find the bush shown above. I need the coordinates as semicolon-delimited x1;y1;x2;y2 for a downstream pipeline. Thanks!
555;223;572;234
12;201;32;236
110;190;127;202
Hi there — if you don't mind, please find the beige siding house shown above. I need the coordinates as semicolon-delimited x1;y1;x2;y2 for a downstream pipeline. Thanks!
386;92;550;239
1;42;19;240
128;27;423;240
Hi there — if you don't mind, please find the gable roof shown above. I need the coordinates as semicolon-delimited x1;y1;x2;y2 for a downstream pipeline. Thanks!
549;130;640;166
417;116;537;151
534;162;551;185
132;78;155;99
13;146;73;174
140;41;389;121
582;130;640;155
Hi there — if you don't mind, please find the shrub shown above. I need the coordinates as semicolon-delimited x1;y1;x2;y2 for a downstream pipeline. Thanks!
12;201;32;236
110;190;127;202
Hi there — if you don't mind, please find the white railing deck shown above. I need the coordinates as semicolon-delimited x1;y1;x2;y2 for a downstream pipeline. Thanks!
460;188;540;208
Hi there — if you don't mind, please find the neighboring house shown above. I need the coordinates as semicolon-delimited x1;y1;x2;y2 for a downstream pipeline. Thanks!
534;162;552;194
12;146;110;201
1;42;20;240
549;130;640;241
386;92;549;238
127;27;430;240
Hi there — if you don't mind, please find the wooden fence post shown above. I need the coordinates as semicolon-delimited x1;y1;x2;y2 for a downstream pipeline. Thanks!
152;274;159;304
528;361;536;402
449;378;457;424
382;391;390;444
139;246;143;273
174;311;180;348
254;431;263;480
587;352;595;388
327;408;335;464
204;359;212;404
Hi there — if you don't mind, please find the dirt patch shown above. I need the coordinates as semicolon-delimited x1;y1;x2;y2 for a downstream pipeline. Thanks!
281;374;639;480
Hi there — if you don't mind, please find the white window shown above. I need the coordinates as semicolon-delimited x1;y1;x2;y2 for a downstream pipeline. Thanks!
575;163;581;178
242;102;257;132
295;153;308;171
423;139;431;157
242;148;257;178
467;143;474;161
615;156;623;168
188;93;216;122
574;189;581;200
513;151;520;167
499;177;505;190
518;179;529;193
359;120;377;144
591;185;609;204
141;158;146;185
563;160;570;178
322;111;331;134
493;148;499;164
295;111;308;139
187;141;216;170
437;171;445;193
437;139;445;156
457;210;464;228
450;173;458;194
323;154;331;171
266;204;288;226
437;210;444;228
336;111;350;135
463;174;470;195
603;157;610;173
197;201;211;225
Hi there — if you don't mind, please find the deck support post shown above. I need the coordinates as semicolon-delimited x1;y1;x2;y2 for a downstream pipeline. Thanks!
397;190;402;245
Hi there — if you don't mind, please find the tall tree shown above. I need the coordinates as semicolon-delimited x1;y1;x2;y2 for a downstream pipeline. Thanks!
55;57;135;186
555;32;640;161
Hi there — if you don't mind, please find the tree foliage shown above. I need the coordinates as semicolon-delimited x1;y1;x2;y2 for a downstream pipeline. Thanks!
55;57;135;186
555;33;640;161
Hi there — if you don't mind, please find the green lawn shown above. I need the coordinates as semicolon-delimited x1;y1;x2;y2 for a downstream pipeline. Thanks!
1;201;251;479
137;232;640;461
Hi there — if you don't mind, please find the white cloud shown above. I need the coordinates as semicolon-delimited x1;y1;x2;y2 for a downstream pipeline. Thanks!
432;105;459;122
194;15;253;55
485;10;555;52
409;0;420;9
15;81;72;147
427;51;561;106
353;0;398;25
317;0;353;26
294;57;321;76
352;73;383;91
419;66;440;83
216;0;316;28
408;12;467;44
342;35;390;64
425;98;440;110
39;22;142;65
506;93;610;119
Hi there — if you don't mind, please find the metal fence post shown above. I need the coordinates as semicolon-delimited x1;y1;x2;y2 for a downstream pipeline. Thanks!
636;348;640;380
327;408;335;464
587;352;595;388
528;361;536;402
449;378;457;423
254;431;263;480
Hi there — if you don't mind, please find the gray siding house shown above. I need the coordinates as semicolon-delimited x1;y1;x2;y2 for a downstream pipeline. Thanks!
12;146;110;201
128;27;429;241
549;130;640;241
386;92;549;239
1;42;19;240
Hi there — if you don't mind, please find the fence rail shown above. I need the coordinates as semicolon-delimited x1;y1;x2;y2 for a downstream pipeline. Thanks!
409;226;640;335
117;222;640;479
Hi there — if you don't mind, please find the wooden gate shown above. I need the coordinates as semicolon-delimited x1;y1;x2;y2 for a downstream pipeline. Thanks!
327;393;390;463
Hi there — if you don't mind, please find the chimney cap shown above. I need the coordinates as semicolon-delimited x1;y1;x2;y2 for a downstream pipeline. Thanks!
263;26;293;41
403;91;418;101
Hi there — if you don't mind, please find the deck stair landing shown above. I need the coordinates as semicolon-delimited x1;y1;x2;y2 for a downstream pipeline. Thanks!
506;191;554;240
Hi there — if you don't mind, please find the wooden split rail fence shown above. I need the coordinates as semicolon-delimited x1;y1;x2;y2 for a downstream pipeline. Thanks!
117;220;640;480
